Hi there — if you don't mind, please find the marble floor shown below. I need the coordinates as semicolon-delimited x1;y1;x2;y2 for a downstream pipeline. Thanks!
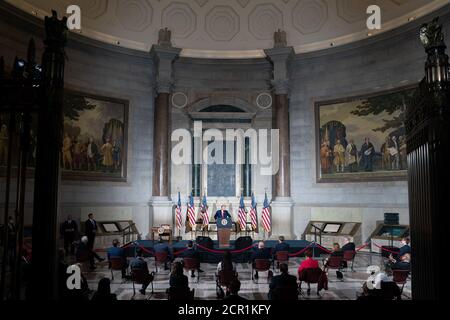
80;251;411;300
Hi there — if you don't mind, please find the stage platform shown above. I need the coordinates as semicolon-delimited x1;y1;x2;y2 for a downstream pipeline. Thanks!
123;239;328;263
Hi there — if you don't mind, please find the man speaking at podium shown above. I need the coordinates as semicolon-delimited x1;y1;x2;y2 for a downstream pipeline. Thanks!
215;205;232;248
214;205;232;221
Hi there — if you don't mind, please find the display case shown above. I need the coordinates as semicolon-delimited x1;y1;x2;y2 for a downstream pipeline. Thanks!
302;221;362;248
369;223;409;252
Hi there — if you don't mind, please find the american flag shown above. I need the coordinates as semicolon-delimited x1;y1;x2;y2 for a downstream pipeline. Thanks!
175;192;182;230
250;193;258;232
238;195;247;231
187;194;196;229
261;192;271;233
201;193;209;227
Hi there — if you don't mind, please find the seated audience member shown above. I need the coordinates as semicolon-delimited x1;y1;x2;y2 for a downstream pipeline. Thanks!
273;236;290;267
250;241;272;279
180;240;204;277
130;248;154;295
91;278;117;301
273;236;290;255
326;243;344;279
359;266;401;300
106;239;129;279
268;263;297;300
341;237;356;252
391;253;411;271
389;237;411;263
223;279;247;302
154;237;173;270
170;262;189;288
217;250;236;273
298;249;319;274
76;236;96;270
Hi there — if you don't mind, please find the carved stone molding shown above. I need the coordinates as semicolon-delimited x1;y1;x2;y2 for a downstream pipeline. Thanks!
162;2;197;39
205;5;239;41
249;4;284;40
292;0;328;34
116;0;153;32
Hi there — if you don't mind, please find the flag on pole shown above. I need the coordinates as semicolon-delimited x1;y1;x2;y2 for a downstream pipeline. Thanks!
261;192;271;233
187;194;196;229
175;192;182;230
201;193;209;227
238;194;247;231
250;193;258;232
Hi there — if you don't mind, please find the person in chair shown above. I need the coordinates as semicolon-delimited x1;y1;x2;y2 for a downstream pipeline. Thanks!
154;237;173;270
106;239;128;279
268;263;298;300
179;240;204;277
130;248;154;295
250;241;272;280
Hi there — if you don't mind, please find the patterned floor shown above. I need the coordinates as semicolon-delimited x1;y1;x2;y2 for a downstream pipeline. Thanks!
77;251;411;301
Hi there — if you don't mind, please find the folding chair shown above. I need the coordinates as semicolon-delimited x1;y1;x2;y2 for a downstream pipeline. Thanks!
154;251;171;273
324;256;344;281
216;269;238;298
342;250;356;271
252;259;272;282
109;257;126;281
273;251;289;271
298;267;323;296
392;269;409;296
183;258;200;283
131;268;154;300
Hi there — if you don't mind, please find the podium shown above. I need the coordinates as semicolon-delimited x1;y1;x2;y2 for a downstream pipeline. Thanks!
216;217;232;248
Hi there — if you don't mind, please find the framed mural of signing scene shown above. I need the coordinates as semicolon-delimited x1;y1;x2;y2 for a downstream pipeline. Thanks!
61;90;128;181
315;85;416;183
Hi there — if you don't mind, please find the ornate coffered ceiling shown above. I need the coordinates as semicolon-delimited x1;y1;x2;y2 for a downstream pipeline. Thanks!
6;0;449;58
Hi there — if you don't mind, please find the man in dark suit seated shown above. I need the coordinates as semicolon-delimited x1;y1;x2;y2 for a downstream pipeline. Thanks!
154;237;173;270
273;235;290;266
391;253;411;271
341;237;356;252
223;279;247;302
214;205;232;221
106;239;129;279
268;263;298;300
393;237;411;261
76;236;96;270
130;248;154;295
250;241;272;279
179;240;204;277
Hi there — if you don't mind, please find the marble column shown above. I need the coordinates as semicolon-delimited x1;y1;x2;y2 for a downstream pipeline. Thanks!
152;91;170;197
265;47;294;239
149;45;181;229
273;86;291;198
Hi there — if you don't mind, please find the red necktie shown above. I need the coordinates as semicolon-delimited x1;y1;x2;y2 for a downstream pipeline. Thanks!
222;210;224;218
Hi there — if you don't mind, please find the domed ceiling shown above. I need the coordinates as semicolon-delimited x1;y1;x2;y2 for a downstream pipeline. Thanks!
7;0;448;58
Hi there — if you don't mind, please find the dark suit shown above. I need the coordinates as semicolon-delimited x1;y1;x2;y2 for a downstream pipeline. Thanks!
170;274;189;288
180;248;201;273
84;219;98;250
61;220;78;255
107;246;128;277
251;248;271;262
396;245;411;260
342;242;356;252
273;242;290;255
130;257;153;291
154;242;173;260
268;273;298;300
77;241;95;268
214;210;231;221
